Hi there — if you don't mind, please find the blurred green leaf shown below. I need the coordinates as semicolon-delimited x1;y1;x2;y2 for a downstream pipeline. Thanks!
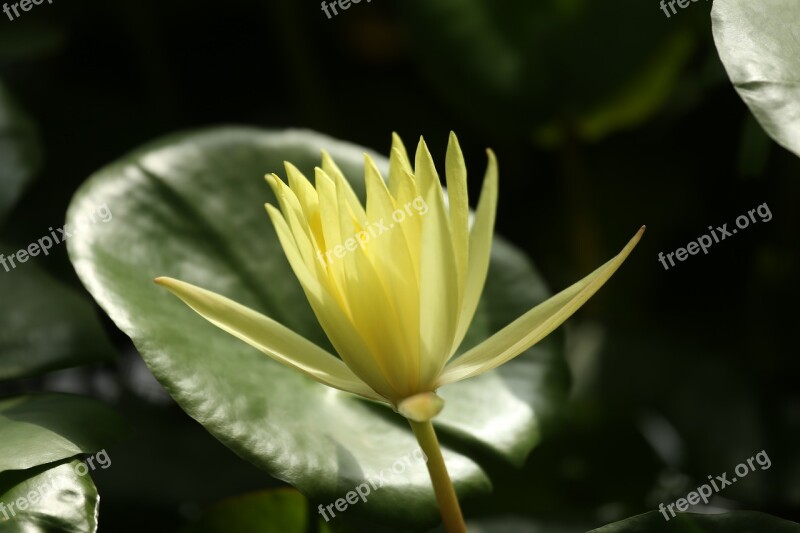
399;0;696;144
590;510;800;532
182;489;330;533
712;0;800;160
536;32;694;146
0;393;128;473
0;22;67;62
0;459;99;533
0;81;41;225
66;127;568;526
0;252;116;382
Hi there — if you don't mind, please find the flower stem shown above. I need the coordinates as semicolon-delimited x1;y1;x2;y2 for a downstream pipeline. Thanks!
409;419;466;533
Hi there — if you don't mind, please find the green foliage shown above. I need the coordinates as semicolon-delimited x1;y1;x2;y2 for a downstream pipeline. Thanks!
0;460;99;533
713;0;800;160
0;394;128;473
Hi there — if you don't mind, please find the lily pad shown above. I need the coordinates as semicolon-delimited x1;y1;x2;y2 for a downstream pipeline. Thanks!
0;393;129;473
712;0;800;159
0;459;99;533
66;127;568;525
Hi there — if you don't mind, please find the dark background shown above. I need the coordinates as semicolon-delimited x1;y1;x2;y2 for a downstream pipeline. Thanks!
1;0;798;531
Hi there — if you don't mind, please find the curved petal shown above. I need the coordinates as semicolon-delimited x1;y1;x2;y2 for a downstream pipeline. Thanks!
445;132;470;307
154;277;384;402
439;227;644;386
451;148;498;356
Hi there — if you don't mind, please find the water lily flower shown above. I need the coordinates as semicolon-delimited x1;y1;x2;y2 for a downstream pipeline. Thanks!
156;132;642;419
156;132;642;532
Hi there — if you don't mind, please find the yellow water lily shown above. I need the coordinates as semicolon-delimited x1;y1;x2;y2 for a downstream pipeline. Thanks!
156;132;642;417
156;132;642;532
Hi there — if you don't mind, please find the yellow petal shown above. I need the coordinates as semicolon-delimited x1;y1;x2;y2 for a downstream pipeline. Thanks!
270;173;400;401
391;165;422;280
325;172;412;400
363;154;421;391
451;149;498;355
264;203;325;301
439;227;645;385
154;277;383;401
313;168;345;282
445;132;470;307
265;174;317;271
284;162;324;250
364;154;396;225
416;138;460;386
321;149;367;227
388;132;413;199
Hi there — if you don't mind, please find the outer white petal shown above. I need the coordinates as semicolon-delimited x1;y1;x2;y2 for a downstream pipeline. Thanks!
155;277;384;402
451;149;498;356
438;227;644;385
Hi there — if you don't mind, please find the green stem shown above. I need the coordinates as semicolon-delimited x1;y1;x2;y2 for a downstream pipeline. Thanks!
409;419;467;533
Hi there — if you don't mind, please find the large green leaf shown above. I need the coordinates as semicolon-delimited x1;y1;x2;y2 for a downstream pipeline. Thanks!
66;127;568;526
182;489;330;533
0;393;128;473
0;252;116;382
712;0;800;160
0;459;99;533
0;81;41;225
589;510;800;532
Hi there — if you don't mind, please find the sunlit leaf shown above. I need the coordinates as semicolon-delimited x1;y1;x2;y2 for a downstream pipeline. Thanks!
0;459;99;533
712;0;800;159
0;393;128;473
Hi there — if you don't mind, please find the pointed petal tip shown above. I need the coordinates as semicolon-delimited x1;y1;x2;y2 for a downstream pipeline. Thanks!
363;152;380;169
630;225;646;246
264;173;280;188
154;276;179;288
